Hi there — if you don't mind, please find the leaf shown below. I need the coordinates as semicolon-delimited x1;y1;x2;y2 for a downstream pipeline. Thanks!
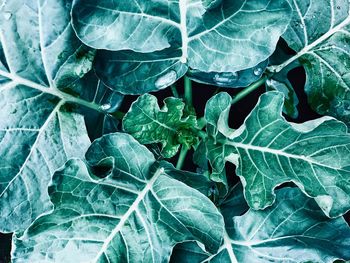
12;133;224;262
274;0;350;123
204;92;232;187
205;91;350;217
74;74;124;140
123;94;198;158
266;78;299;119
266;45;299;119
210;187;350;262
95;49;188;95
187;59;268;88
72;0;292;93
0;0;110;232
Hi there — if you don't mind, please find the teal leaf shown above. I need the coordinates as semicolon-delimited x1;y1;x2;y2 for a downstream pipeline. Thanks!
123;94;198;158
187;60;268;88
205;91;350;217
73;74;124;140
172;187;350;262
0;0;114;233
12;133;224;262
212;187;350;262
73;0;292;93
274;0;350;124
95;49;188;95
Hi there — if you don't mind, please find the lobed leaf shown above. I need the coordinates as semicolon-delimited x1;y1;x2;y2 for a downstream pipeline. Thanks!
205;91;350;217
276;0;350;124
12;133;224;263
172;187;350;263
123;94;198;158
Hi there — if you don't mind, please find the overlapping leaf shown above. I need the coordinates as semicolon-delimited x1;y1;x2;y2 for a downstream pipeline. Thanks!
72;0;292;93
123;94;198;158
274;0;350;123
12;133;224;263
174;187;350;263
0;0;116;232
205;91;350;217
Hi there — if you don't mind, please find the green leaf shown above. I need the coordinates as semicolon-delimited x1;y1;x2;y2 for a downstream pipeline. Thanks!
74;75;124;140
211;187;350;262
205;91;350;217
0;0;111;233
204;92;232;187
187;59;268;88
72;0;292;93
266;45;299;119
12;133;224;262
266;78;299;119
95;49;188;95
273;0;350;123
123;94;198;158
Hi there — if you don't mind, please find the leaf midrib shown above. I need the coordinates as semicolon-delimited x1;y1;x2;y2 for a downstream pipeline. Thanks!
92;167;165;262
269;10;350;73
0;69;104;113
231;141;349;172
0;101;63;197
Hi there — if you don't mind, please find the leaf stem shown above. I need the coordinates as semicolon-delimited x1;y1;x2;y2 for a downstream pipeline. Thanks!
176;145;189;169
231;75;268;105
197;117;207;130
184;76;193;106
171;84;179;98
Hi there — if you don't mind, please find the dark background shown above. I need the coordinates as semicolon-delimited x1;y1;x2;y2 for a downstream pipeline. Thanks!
1;63;349;262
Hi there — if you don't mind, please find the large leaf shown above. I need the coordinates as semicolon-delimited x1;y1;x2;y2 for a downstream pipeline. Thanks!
0;0;111;232
187;59;268;89
123;94;199;158
12;133;224;262
95;48;188;95
72;0;292;93
271;0;350;123
205;91;350;217
172;187;350;262
74;75;124;140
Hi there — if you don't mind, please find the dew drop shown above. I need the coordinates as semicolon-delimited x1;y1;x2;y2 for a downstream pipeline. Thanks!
337;6;341;10
254;67;263;76
213;72;238;86
100;103;111;111
155;70;177;89
3;12;12;20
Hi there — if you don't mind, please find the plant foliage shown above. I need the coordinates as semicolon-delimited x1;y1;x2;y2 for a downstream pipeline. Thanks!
0;0;350;262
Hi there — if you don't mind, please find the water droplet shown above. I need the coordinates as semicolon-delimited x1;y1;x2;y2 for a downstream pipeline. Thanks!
300;24;304;29
337;6;341;10
100;104;111;111
213;72;238;86
3;12;12;20
254;68;263;76
155;70;177;89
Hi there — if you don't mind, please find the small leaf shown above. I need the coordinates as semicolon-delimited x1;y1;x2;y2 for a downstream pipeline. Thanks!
123;94;198;158
205;91;350;217
11;133;224;262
